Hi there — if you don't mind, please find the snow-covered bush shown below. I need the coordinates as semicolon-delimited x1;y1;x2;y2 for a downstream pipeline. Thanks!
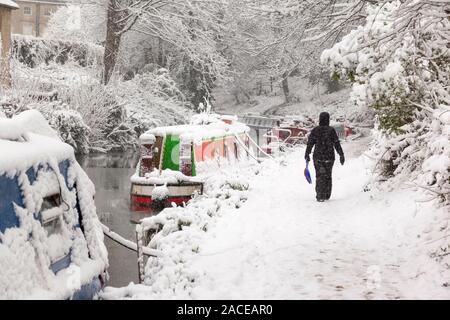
114;68;190;131
58;81;137;153
43;3;106;45
7;60;133;153
7;52;190;153
12;35;103;69
31;101;91;154
5;56;191;153
321;0;450;204
101;164;259;299
0;97;90;154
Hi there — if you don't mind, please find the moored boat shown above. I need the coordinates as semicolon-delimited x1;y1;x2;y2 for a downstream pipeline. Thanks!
130;114;252;212
261;116;353;154
0;110;108;299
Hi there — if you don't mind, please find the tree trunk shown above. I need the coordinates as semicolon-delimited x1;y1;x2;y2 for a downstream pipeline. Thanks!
241;88;251;101
233;92;240;105
103;1;125;84
325;77;342;93
157;37;166;67
0;8;12;89
281;72;290;103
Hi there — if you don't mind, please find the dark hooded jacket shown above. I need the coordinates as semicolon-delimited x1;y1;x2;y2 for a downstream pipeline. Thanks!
305;112;344;161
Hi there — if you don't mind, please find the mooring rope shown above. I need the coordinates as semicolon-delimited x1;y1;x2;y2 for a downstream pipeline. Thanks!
101;222;163;257
244;132;275;159
233;133;263;163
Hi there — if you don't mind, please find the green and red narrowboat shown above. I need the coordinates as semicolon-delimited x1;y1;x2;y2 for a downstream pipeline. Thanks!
130;114;251;212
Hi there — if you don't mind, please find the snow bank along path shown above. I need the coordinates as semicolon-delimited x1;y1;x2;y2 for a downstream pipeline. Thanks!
103;138;449;299
186;141;450;299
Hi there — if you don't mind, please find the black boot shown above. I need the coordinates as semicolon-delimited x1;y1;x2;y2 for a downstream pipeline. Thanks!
314;159;334;202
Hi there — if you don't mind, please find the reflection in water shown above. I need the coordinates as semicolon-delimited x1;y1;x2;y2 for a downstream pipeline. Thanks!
76;152;151;288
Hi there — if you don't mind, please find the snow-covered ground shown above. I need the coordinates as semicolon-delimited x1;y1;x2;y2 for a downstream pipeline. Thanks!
103;136;450;300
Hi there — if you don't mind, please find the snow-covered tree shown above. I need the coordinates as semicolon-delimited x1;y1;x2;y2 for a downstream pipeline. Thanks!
322;0;450;204
218;0;374;103
88;0;232;90
43;3;106;45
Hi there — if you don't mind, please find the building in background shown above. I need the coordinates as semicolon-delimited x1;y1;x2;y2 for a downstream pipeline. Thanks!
11;0;66;37
0;0;19;88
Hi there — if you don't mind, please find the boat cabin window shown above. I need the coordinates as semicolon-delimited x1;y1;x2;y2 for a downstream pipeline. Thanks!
41;193;63;237
41;194;62;212
43;215;62;237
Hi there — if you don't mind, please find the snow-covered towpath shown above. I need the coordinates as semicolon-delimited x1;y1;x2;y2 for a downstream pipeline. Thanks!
186;140;450;299
102;138;449;300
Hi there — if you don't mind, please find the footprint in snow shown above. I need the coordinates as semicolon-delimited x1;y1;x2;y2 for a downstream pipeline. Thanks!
315;274;324;282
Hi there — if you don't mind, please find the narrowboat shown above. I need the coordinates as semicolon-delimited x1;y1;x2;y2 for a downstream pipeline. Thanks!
262;116;353;154
130;114;252;212
0;110;108;299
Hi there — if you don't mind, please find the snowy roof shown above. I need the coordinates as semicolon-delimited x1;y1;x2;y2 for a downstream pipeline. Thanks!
146;120;250;143
0;110;74;174
14;0;66;4
0;0;19;9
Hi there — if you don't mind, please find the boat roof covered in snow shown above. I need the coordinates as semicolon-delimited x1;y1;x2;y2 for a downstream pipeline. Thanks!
0;110;74;174
145;114;250;143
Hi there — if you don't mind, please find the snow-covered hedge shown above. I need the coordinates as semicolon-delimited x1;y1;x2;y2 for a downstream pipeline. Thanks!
321;0;450;204
12;35;103;69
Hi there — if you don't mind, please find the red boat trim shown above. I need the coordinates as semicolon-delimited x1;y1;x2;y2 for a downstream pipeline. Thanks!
131;182;204;187
130;194;195;212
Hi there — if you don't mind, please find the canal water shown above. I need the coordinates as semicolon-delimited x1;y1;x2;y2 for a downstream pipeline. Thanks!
76;152;151;287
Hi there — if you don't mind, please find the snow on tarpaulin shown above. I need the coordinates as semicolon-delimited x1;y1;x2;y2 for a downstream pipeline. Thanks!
0;109;58;141
0;110;108;299
0;110;65;174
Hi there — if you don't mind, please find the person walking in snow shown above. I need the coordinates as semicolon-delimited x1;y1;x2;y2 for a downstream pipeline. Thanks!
304;112;345;202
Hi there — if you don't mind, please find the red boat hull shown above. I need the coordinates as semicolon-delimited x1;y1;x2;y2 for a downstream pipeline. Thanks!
130;182;204;212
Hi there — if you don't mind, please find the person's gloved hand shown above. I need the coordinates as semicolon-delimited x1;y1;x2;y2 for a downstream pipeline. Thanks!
340;155;345;165
305;154;310;162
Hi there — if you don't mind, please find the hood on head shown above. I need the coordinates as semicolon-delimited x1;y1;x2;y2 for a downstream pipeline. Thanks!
319;112;330;126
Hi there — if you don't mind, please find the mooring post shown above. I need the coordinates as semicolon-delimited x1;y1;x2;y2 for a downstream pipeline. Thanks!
256;128;260;157
135;225;145;284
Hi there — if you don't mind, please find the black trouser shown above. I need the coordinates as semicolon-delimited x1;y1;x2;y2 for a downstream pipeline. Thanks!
314;159;334;201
